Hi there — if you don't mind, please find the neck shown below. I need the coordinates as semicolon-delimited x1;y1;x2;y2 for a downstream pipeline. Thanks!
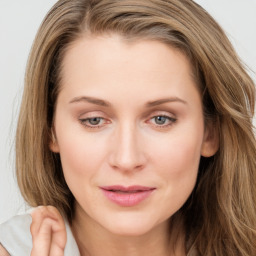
71;204;186;256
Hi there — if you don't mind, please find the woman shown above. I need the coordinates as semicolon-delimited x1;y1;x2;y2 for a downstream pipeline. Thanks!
0;0;255;255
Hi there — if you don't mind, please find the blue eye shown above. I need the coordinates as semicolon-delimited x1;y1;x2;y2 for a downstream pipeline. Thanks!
154;116;169;125
80;117;105;128
150;115;176;127
87;117;102;125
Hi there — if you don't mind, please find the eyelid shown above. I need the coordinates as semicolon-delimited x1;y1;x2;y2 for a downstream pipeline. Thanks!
78;110;106;118
79;116;111;129
77;110;177;130
78;111;111;129
146;111;177;128
147;110;176;119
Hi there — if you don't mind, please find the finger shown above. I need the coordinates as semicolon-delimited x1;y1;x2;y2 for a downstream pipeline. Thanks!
49;242;66;256
30;206;49;256
46;206;67;252
30;206;67;256
31;212;53;256
30;206;47;239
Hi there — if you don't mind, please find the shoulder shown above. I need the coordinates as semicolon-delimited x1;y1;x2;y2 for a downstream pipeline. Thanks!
0;243;10;256
0;213;80;256
0;214;32;256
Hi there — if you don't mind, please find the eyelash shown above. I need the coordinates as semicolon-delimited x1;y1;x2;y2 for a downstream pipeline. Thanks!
79;114;177;130
148;115;177;129
79;117;107;129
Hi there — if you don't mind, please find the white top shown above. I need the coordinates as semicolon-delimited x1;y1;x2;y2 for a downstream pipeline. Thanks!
0;213;80;255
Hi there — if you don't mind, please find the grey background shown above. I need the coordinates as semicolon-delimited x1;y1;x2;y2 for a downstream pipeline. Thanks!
0;0;255;223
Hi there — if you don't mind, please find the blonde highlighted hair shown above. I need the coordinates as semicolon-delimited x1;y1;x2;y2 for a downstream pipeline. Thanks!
16;0;256;255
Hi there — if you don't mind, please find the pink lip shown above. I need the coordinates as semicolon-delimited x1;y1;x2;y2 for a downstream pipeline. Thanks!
100;185;156;207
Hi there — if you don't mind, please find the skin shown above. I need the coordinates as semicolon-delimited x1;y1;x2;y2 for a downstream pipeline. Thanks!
30;34;218;256
30;206;67;256
0;207;66;256
0;244;10;256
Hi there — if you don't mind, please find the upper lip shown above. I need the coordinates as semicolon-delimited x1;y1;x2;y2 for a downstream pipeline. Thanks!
100;185;156;192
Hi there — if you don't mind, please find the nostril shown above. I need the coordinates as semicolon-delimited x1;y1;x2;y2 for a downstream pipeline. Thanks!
109;156;145;172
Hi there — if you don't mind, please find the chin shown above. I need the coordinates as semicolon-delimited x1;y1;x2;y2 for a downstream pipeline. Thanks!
101;212;165;237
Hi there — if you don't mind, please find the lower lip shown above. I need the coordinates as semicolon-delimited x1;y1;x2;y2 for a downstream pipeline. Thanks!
101;189;155;207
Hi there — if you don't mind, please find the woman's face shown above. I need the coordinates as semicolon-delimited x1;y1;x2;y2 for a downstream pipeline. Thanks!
51;34;217;236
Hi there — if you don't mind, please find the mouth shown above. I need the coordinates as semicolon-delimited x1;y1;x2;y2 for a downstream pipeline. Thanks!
100;185;156;207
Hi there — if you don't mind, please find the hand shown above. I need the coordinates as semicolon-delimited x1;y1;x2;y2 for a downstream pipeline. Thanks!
30;206;67;256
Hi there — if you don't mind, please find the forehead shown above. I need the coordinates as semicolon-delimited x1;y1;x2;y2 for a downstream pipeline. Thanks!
58;34;200;105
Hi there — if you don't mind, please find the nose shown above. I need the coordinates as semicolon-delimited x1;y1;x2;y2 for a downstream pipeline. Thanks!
108;122;147;173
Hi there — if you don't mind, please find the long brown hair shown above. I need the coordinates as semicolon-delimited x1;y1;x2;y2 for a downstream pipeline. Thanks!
16;0;256;255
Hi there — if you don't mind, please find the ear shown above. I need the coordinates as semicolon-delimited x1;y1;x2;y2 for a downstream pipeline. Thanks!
49;129;60;153
201;121;219;157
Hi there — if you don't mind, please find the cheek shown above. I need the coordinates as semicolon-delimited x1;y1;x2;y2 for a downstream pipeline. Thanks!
58;135;105;175
157;143;201;198
56;133;107;204
54;115;109;182
150;126;203;200
150;137;202;217
152;131;203;175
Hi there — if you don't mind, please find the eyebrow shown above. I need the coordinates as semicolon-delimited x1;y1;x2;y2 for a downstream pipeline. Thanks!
69;96;111;107
69;96;187;107
145;97;187;107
